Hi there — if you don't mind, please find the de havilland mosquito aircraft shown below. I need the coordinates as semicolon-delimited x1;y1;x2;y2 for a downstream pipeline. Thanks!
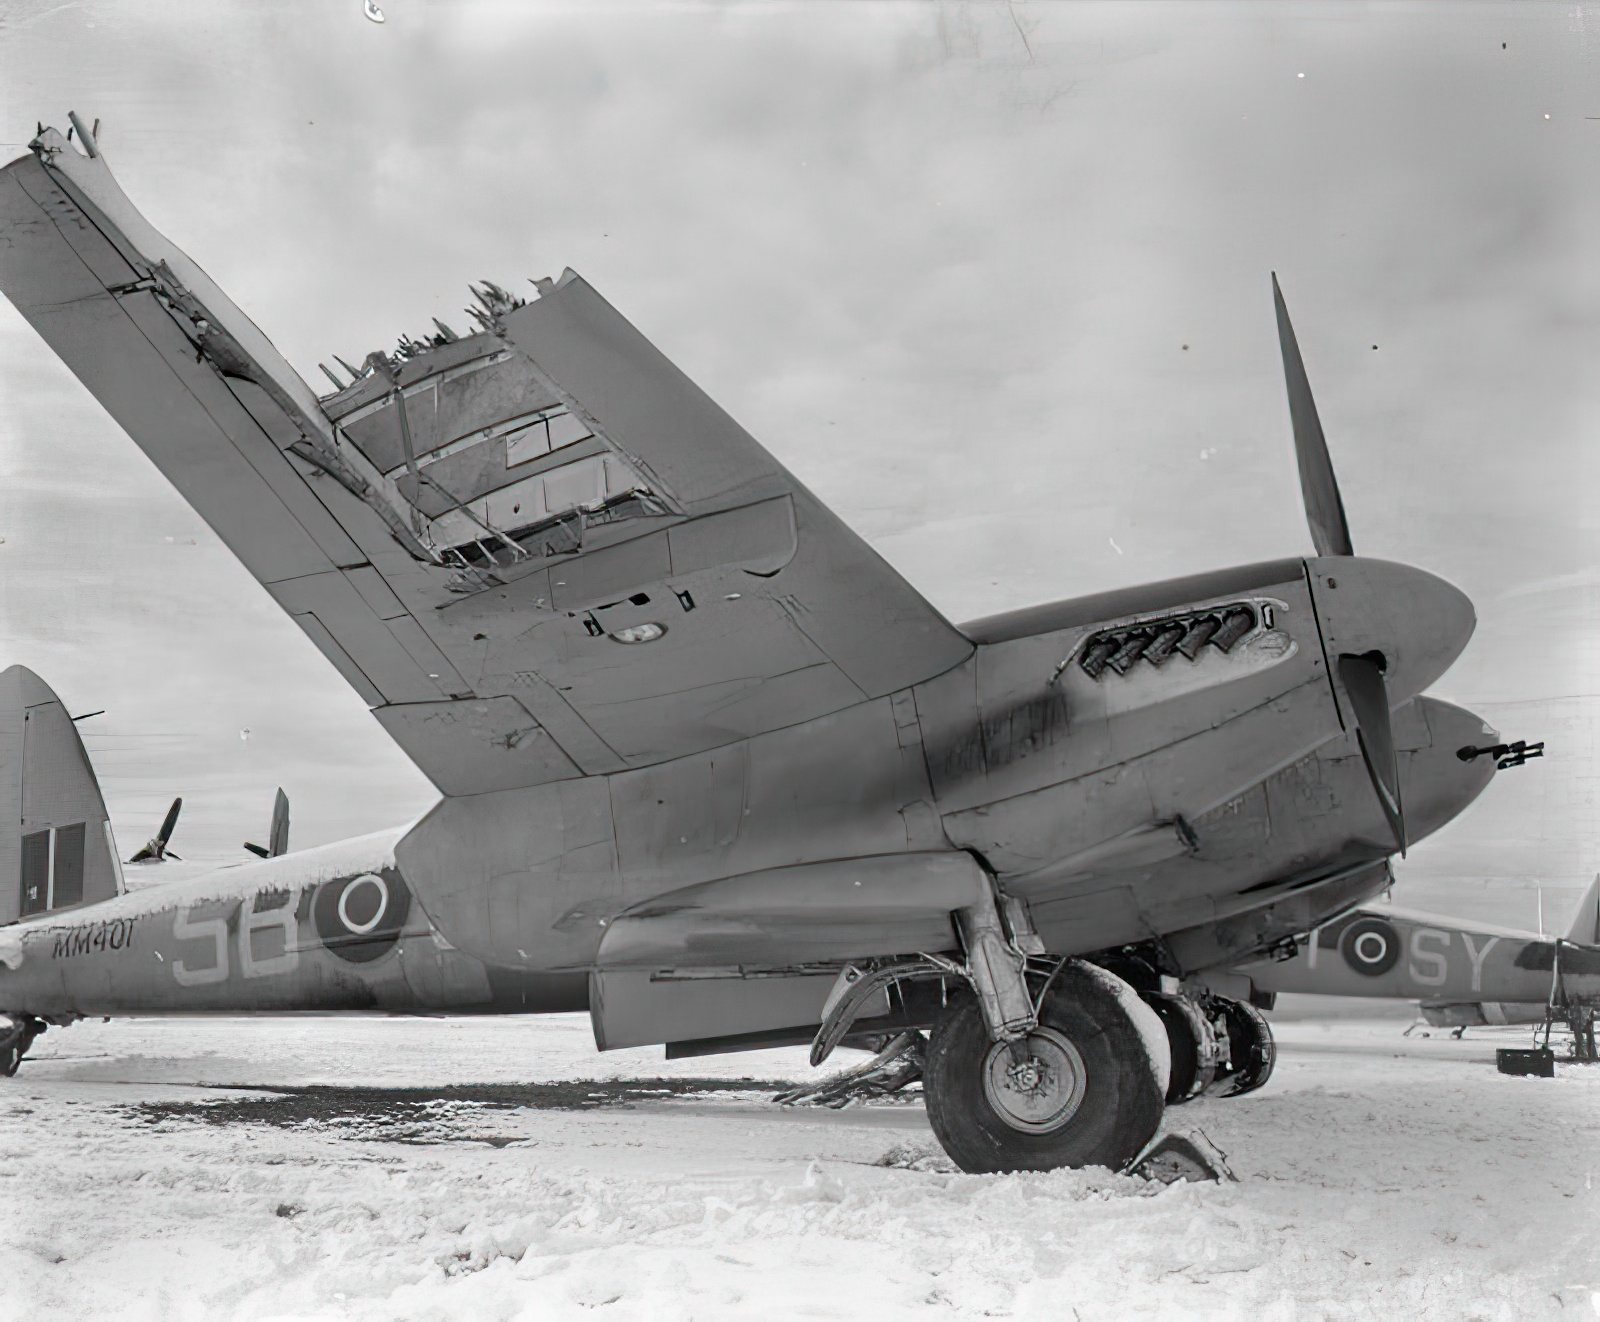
1228;874;1600;1042
0;117;1520;1172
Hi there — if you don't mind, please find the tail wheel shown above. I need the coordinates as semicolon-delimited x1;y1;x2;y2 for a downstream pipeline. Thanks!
0;1017;41;1078
1144;993;1218;1104
1210;997;1275;1097
923;961;1166;1173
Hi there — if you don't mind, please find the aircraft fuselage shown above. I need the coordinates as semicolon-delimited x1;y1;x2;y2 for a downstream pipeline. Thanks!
0;553;1499;1036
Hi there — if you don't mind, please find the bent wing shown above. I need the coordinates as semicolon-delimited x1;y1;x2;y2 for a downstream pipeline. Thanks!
0;130;972;794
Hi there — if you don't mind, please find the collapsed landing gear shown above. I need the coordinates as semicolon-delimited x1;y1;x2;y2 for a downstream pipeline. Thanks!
1145;992;1275;1103
922;961;1166;1173
0;1015;44;1077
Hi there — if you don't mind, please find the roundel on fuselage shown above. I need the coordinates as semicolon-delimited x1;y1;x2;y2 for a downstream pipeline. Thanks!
1340;916;1400;977
313;867;411;963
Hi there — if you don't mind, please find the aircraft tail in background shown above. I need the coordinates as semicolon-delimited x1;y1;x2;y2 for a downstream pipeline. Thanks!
1565;874;1600;946
0;666;123;924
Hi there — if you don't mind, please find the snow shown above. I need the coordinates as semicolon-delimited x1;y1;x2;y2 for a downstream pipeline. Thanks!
1;1014;1597;1320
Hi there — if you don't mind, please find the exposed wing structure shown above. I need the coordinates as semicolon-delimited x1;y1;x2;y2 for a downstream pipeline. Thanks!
0;131;972;793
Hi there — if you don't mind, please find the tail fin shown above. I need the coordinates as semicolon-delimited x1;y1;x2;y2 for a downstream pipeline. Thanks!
1565;874;1600;946
0;666;122;924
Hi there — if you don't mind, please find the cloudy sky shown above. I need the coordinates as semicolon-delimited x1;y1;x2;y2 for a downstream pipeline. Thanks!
0;1;1597;925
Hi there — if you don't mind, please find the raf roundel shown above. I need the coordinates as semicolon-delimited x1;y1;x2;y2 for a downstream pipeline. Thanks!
1339;916;1401;977
313;868;411;963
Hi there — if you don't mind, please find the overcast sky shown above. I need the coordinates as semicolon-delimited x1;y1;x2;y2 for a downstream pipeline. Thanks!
1;1;1597;925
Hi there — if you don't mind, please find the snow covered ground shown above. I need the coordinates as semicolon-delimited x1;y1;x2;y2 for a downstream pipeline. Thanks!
1;1012;1596;1321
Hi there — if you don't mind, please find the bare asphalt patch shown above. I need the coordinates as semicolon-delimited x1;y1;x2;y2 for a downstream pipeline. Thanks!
120;1077;787;1144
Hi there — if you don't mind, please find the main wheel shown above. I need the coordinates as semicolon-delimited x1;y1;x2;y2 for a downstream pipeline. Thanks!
1208;997;1275;1097
923;961;1167;1173
1144;993;1217;1104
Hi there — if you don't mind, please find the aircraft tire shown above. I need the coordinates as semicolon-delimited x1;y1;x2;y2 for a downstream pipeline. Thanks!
1211;997;1275;1097
0;1017;40;1077
1143;993;1212;1104
923;962;1165;1174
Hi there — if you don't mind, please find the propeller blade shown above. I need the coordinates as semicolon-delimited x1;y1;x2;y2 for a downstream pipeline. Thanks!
1273;274;1354;558
156;796;182;847
243;842;269;858
269;788;290;858
1336;652;1406;855
127;846;153;863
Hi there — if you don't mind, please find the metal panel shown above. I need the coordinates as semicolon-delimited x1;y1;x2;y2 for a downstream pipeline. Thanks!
345;565;408;620
292;613;384;707
591;970;843;1051
51;823;85;909
667;496;796;577
500;275;974;699
595;852;985;968
19;832;49;918
549;531;672;611
385;616;471;697
270;572;443;704
373;697;582;795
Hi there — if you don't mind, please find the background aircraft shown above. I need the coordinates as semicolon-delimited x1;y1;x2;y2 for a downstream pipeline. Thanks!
244;789;291;859
0;119;1516;1172
1229;876;1600;1049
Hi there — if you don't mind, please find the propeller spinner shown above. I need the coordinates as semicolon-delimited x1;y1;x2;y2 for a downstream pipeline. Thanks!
1273;274;1405;854
127;796;182;863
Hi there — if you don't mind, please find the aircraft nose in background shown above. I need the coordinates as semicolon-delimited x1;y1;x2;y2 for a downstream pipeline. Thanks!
1305;556;1476;708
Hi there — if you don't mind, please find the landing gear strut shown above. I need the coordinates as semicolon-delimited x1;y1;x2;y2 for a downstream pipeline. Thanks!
0;1015;44;1077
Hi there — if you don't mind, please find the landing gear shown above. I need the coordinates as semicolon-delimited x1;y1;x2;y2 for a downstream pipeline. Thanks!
1142;992;1275;1102
923;962;1167;1173
0;1015;44;1077
1145;993;1224;1103
1210;997;1275;1096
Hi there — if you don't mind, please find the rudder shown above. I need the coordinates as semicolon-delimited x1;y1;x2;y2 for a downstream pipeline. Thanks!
0;666;122;924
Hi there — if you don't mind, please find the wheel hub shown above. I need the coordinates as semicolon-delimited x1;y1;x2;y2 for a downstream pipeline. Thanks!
982;1026;1088;1134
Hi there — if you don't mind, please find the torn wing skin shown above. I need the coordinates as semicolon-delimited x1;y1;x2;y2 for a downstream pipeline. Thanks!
0;131;973;793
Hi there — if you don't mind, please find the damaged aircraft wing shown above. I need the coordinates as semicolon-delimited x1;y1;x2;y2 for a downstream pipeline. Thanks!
0;132;973;791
